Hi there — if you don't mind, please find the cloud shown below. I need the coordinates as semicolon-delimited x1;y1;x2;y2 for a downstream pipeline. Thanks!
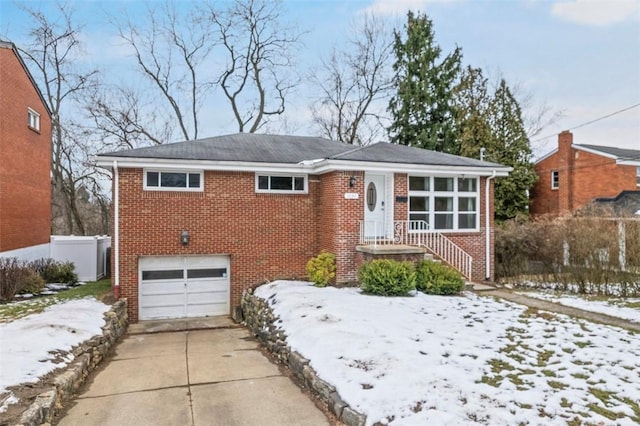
362;0;458;16
551;0;640;26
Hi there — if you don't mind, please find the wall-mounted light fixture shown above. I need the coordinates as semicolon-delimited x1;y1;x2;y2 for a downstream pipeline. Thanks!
180;230;189;246
349;176;357;188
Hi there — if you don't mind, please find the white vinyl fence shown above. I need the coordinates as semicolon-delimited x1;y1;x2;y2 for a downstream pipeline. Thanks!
50;236;111;281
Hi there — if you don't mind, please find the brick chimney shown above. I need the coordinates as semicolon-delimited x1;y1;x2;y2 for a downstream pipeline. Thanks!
557;131;573;213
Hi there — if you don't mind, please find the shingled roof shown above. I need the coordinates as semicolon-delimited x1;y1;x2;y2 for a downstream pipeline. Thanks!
98;133;505;169
576;144;640;162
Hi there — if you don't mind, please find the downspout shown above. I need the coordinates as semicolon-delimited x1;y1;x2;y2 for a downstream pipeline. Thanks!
485;171;496;281
113;161;120;299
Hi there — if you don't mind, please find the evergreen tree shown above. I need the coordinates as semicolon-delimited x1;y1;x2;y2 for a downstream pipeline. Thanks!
486;79;538;221
387;11;462;153
453;66;492;159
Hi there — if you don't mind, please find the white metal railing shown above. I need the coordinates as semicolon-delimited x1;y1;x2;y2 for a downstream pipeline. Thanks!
359;220;473;280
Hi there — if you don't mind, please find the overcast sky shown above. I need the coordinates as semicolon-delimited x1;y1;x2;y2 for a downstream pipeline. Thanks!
2;0;639;157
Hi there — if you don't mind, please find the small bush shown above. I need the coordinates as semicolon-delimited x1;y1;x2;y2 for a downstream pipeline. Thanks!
0;258;46;301
306;250;336;287
21;269;46;294
30;258;78;284
358;259;416;296
416;260;465;295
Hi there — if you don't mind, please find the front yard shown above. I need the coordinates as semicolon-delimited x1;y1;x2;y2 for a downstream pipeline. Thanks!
0;280;111;416
256;281;640;425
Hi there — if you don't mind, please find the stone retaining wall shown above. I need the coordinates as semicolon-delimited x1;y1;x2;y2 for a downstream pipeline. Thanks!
18;299;128;426
241;289;367;426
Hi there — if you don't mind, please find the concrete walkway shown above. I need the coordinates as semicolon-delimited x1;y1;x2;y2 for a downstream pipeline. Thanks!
55;319;329;426
480;289;640;332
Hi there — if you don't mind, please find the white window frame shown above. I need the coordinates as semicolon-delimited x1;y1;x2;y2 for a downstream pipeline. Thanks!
408;175;479;233
143;169;204;192
636;167;639;187
28;108;40;131
551;170;559;190
255;173;308;194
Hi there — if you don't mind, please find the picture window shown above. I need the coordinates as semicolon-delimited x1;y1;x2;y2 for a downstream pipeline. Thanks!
408;176;479;231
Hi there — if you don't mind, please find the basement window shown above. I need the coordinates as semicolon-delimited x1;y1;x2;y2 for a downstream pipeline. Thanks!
551;170;559;190
144;170;203;191
255;174;307;193
28;108;40;131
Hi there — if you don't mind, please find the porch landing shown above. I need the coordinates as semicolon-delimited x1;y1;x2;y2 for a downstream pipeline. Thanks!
355;244;427;255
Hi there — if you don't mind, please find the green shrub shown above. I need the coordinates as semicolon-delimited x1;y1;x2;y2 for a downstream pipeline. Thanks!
29;258;78;284
358;259;416;296
306;250;336;287
21;269;46;294
416;260;465;295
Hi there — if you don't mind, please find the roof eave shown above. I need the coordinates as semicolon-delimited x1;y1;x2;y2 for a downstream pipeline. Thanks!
95;155;512;176
535;148;558;164
573;144;619;160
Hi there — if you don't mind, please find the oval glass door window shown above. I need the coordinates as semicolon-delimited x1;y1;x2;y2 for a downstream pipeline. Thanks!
367;182;377;211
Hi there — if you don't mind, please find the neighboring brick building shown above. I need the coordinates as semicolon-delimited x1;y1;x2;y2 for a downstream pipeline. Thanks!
531;131;640;217
0;41;52;255
96;134;510;322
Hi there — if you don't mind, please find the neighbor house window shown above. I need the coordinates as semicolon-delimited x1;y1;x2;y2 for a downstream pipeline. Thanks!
408;176;479;231
255;174;307;193
27;108;40;131
144;170;203;191
551;170;559;189
636;167;640;187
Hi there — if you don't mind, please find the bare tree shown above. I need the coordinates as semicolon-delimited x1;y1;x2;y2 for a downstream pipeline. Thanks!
86;85;173;151
114;2;214;142
310;14;394;145
16;4;100;235
206;0;302;133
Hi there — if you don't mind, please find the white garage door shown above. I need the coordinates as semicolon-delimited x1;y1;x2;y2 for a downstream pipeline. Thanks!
139;256;230;320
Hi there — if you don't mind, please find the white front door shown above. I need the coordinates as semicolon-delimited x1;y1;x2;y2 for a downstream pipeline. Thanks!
364;173;387;239
139;255;230;320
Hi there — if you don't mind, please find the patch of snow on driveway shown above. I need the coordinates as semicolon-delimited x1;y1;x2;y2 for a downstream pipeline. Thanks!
0;298;109;411
256;281;640;425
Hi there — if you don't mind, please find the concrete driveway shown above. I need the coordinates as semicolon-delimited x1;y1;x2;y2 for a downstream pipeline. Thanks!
56;320;329;426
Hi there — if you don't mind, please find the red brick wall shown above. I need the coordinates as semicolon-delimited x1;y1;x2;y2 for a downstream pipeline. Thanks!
116;169;319;322
317;171;364;283
531;154;559;216
394;173;408;220
0;47;51;252
116;168;497;321
531;131;637;216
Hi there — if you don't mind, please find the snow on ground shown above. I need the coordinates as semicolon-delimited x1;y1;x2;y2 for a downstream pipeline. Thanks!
256;281;640;426
0;298;109;412
517;291;640;323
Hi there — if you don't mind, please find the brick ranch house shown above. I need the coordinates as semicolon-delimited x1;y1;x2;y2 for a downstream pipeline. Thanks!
0;40;52;259
96;134;510;322
531;131;640;216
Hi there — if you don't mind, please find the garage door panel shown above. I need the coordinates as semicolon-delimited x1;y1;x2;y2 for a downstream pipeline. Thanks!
187;301;228;317
141;280;184;296
139;256;229;320
141;305;185;320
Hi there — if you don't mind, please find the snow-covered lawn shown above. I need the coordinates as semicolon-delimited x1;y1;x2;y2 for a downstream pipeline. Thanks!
516;291;640;324
256;281;640;426
0;299;109;412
